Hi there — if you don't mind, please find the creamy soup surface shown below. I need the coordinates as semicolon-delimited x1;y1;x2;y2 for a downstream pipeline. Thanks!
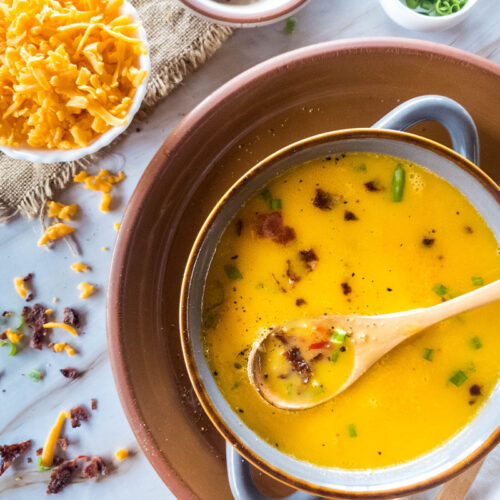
202;152;500;469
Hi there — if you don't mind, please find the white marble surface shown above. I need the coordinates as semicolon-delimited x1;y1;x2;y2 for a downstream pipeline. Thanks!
1;0;499;498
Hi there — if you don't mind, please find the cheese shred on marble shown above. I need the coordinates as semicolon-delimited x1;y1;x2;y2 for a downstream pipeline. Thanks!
43;321;78;337
41;410;70;467
13;276;27;298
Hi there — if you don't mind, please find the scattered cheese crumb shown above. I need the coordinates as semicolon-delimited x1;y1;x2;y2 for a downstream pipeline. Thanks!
45;309;53;315
5;328;23;343
0;0;148;149
13;277;27;298
41;410;70;467
38;223;74;247
100;193;112;212
52;297;59;303
52;343;76;357
74;169;125;212
101;247;108;251
115;449;129;461
47;201;77;221
43;322;77;337
78;282;95;299
71;262;89;273
114;222;120;232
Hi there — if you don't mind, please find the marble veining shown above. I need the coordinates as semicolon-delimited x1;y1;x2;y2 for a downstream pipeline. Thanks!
1;0;499;498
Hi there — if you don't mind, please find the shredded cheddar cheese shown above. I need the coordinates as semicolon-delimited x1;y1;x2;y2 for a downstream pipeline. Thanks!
74;169;125;212
38;223;74;246
0;0;148;149
71;262;89;273
78;282;94;299
43;322;77;337
52;342;76;356
5;328;23;343
41;410;70;467
114;222;120;232
47;201;77;221
13;277;27;298
100;193;112;212
115;449;128;461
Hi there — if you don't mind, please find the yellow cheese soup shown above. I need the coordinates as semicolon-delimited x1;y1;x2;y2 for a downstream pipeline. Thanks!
201;152;500;469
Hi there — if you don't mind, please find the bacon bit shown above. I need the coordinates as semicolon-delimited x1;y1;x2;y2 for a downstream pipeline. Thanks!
299;249;319;271
46;458;79;494
43;322;77;337
236;219;243;236
22;304;48;350
313;188;334;210
344;210;358;221
341;282;352;295
13;277;27;299
295;298;306;306
38;223;75;247
69;405;89;428
422;238;435;247
0;331;6;340
469;384;482;396
0;440;32;476
114;449;128;461
60;368;79;379
36;448;43;456
63;308;80;328
47;202;78;221
57;437;69;452
286;260;301;286
311;353;323;362
23;273;33;282
82;456;108;478
283;347;311;383
273;330;288;345
309;341;330;349
91;399;97;411
255;212;296;245
464;226;473;234
27;457;32;463
364;181;384;192
77;282;94;299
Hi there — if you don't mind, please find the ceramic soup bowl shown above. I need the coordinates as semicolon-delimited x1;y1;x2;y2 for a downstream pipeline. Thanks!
180;95;500;499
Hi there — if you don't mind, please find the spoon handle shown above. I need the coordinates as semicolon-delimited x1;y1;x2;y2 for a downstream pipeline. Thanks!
434;456;486;500
421;279;500;328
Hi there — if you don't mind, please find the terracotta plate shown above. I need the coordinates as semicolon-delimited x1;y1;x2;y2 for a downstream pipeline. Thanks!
107;38;500;499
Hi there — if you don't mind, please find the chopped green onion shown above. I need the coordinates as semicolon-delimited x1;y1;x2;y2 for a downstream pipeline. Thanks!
405;0;468;16
470;336;482;350
348;424;357;438
38;457;52;472
0;340;16;356
330;328;347;344
471;276;484;287
261;188;272;205
234;362;242;369
406;0;419;6
331;351;339;363
270;199;282;210
433;283;448;297
27;369;43;383
422;348;434;361
391;164;406;202
231;382;240;390
284;17;296;34
449;370;467;387
224;265;243;281
355;163;367;172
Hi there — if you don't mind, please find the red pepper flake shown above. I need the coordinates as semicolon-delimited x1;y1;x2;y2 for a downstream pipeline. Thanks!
344;210;358;221
341;282;352;295
0;440;32;476
309;341;330;349
255;212;296;245
313;188;334;210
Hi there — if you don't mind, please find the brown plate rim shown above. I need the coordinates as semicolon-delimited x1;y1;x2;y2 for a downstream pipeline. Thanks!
107;38;500;499
180;128;500;499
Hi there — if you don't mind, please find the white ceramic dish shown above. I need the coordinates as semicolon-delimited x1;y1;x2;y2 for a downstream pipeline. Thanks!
179;0;310;27
379;0;479;32
0;0;150;164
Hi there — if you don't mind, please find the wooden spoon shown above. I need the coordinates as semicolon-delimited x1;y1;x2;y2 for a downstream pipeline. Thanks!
248;279;500;410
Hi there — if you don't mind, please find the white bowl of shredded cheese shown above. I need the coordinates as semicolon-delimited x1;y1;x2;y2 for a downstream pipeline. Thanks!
0;0;150;164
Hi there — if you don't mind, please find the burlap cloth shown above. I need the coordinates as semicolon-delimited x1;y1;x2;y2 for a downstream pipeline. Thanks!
0;0;232;223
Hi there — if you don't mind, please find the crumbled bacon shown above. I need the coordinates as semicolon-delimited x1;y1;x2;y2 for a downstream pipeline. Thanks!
273;330;288;345
22;304;48;350
422;238;435;247
283;347;311;383
60;368;79;379
91;399;97;411
236;219;243;237
286;260;301;286
82;456;108;479
46;458;78;494
313;188;334;210
0;331;6;340
299;249;319;271
0;440;31;476
344;210;358;221
469;384;482;396
36;448;43;456
255;212;296;245
364;181;383;192
69;405;88;428
63;308;80;329
22;273;33;282
341;282;352;295
57;437;69;451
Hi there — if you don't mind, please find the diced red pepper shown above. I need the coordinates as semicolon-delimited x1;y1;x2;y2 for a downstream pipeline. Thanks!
309;341;330;350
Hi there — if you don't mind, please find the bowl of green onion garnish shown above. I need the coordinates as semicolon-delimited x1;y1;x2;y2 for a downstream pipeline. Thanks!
380;0;478;31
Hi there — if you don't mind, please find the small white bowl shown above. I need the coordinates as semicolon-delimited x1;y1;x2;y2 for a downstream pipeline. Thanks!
0;0;150;164
179;0;310;28
379;0;479;32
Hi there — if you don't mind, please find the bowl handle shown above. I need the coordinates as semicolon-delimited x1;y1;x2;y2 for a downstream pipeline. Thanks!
372;95;479;165
226;443;318;500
